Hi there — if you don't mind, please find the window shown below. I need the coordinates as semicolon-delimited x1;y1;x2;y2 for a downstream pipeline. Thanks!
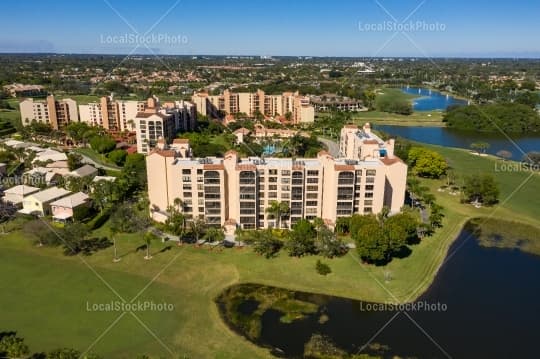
306;185;318;192
269;169;277;175
281;177;290;184
281;185;290;191
281;170;290;176
366;177;375;183
182;176;191;182
364;200;373;205
364;207;373;214
268;192;277;198
307;170;319;176
269;185;277;190
183;192;192;198
182;169;191;175
307;178;318;183
269;177;277;183
366;169;376;176
355;170;363;176
306;201;317;206
338;172;354;185
183;184;192;190
306;193;318;199
365;192;374;198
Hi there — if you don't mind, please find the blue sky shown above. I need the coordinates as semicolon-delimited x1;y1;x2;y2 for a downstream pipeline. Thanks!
1;0;539;57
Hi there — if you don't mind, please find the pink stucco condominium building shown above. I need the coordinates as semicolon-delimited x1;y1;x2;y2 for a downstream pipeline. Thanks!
146;123;407;231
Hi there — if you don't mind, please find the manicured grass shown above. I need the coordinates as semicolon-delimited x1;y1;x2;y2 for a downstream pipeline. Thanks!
74;148;122;170
352;110;444;126
1;143;539;358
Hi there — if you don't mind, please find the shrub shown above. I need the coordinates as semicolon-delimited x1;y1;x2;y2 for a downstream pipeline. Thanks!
315;260;331;276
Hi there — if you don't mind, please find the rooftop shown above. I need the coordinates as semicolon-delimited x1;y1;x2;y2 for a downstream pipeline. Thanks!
50;192;89;208
28;187;71;203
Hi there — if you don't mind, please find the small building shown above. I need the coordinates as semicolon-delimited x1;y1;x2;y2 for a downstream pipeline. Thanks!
2;185;40;207
33;149;68;163
23;167;64;186
68;164;98;178
233;128;251;144
92;175;116;183
51;192;90;222
19;187;71;216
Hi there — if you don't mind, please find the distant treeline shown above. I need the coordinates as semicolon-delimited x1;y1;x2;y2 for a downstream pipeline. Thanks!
443;103;540;133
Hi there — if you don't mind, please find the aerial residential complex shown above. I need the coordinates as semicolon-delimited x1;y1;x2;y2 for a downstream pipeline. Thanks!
191;89;315;123
20;95;79;130
146;123;407;230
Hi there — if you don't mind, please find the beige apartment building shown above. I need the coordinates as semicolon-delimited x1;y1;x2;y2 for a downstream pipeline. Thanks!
79;94;147;132
20;95;78;130
191;89;314;123
134;98;197;154
146;123;407;230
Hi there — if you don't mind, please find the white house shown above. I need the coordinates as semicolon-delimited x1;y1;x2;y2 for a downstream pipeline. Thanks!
3;185;40;207
19;187;71;216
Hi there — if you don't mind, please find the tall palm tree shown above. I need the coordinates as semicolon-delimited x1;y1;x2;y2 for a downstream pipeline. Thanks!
266;201;290;229
189;218;206;242
143;230;158;260
110;227;121;262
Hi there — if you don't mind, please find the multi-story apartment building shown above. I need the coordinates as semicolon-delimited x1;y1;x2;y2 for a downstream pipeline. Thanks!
191;89;315;123
20;95;78;130
146;123;407;231
134;99;197;154
79;94;147;131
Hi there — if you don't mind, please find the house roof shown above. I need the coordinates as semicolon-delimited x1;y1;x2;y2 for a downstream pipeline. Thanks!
28;187;71;203
50;192;89;208
4;185;39;196
93;176;116;182
69;164;98;177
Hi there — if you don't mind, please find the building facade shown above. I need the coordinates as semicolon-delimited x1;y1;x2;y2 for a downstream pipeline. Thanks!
146;124;407;230
79;94;147;132
134;99;197;154
191;89;315;123
20;95;78;130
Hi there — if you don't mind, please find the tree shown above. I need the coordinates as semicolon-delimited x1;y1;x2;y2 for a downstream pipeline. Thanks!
90;135;117;154
23;220;59;247
67;153;83;171
252;229;283;258
189;218;206;242
109;203;149;233
91;179;117;213
286;219;316;257
265;201;290;229
107;149;127;166
315;260;332;275
408;147;448;178
355;221;388;263
121;153;147;192
109;225;120;263
315;226;346;258
203;227;225;243
165;199;186;238
470;142;490;154
429;204;445;228
47;348;82;359
143;230;159;260
0;333;29;358
463;174;499;205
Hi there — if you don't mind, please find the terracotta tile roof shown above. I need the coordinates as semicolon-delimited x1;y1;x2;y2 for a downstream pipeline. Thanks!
204;164;225;170
363;139;379;144
152;149;176;157
334;165;355;171
380;157;404;165
173;138;189;144
235;164;257;171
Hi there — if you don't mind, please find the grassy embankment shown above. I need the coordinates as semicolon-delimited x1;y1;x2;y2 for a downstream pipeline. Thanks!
0;143;539;358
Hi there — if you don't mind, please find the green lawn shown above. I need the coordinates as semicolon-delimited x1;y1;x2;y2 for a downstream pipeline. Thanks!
1;144;539;358
352;110;445;126
74;148;122;170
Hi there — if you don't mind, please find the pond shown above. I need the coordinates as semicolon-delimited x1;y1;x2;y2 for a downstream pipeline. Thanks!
216;223;540;358
376;124;540;161
402;87;468;111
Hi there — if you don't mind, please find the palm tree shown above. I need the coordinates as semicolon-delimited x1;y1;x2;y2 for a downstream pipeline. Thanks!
266;200;290;229
110;227;121;262
189;218;206;242
203;227;225;243
143;230;158;260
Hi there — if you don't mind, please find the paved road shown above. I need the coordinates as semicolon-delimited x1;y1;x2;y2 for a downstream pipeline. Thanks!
318;137;340;157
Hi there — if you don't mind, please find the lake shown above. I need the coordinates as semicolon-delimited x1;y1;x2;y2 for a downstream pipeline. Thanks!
402;87;468;111
376;125;540;161
217;224;540;358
